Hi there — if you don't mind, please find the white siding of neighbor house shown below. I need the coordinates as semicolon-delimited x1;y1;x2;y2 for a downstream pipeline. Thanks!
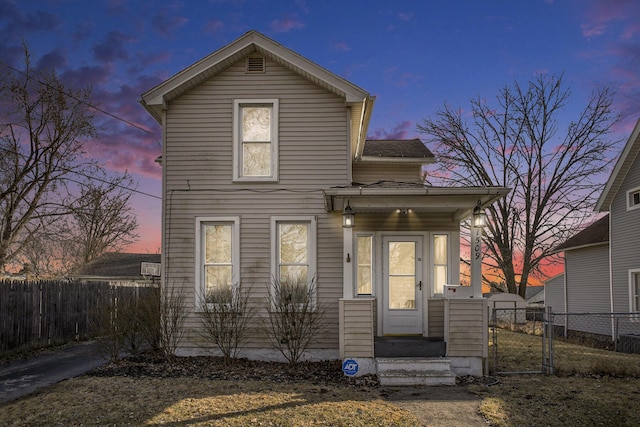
352;163;422;184
610;151;640;313
163;56;351;354
563;244;612;336
544;274;566;322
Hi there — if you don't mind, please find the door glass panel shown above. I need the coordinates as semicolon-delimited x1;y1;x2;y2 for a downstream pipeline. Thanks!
388;241;416;310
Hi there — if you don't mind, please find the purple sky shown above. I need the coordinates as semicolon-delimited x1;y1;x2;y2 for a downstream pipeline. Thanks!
1;0;639;253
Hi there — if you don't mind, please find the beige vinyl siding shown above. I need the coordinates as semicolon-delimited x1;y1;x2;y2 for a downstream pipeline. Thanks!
428;299;445;338
353;164;422;184
445;299;487;357
610;153;640;312
339;299;375;358
163;57;350;353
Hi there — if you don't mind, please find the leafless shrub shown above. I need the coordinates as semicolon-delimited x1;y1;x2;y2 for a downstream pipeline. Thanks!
157;286;188;363
264;277;325;364
137;286;162;351
199;284;253;365
90;290;126;362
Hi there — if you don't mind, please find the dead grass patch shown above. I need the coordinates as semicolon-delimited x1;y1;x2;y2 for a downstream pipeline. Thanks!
470;375;640;427
0;377;419;426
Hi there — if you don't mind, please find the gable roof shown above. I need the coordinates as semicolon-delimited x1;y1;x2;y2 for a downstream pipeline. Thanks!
72;252;161;280
596;118;640;211
552;215;609;253
140;30;372;123
359;139;435;164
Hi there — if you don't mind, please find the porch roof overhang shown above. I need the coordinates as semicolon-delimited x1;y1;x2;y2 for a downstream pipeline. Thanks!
323;185;510;221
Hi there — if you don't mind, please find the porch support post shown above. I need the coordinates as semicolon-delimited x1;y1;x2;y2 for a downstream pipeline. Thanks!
343;227;354;298
471;225;483;298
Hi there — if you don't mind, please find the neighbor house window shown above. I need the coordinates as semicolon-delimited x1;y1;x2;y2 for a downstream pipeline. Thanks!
433;234;449;296
195;217;240;307
271;216;316;292
630;270;640;312
233;99;279;181
627;187;640;211
356;234;373;295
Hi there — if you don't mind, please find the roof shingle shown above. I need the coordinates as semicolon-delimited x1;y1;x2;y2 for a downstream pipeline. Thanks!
362;139;434;159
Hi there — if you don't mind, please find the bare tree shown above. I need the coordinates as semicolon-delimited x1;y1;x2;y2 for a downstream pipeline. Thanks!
70;176;139;264
418;74;619;297
0;48;96;271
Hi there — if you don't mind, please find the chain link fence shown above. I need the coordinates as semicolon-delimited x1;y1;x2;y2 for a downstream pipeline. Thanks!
490;307;640;375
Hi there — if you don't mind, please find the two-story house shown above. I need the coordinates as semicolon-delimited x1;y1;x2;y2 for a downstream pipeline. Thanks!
549;118;640;341
140;31;509;382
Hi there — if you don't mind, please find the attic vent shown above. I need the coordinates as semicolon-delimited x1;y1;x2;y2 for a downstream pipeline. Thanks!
246;57;265;73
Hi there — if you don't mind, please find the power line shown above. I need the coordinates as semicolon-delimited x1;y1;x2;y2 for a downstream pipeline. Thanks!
0;60;154;135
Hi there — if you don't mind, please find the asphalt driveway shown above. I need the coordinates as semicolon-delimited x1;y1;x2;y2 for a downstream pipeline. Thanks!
0;341;107;404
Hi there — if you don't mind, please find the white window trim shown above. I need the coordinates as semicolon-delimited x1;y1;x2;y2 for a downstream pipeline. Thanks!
354;232;375;297
629;269;640;313
195;216;240;310
626;186;640;211
270;215;317;296
430;232;451;298
233;99;279;182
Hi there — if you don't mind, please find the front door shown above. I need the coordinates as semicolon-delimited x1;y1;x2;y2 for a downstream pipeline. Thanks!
382;235;423;335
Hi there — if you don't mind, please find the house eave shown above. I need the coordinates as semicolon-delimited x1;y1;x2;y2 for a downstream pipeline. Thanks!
596;117;640;212
550;241;609;255
356;156;436;165
323;186;510;220
140;31;371;124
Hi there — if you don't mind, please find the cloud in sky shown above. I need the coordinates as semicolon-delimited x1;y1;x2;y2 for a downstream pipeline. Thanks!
333;42;351;52
270;16;305;33
93;31;135;63
368;120;414;140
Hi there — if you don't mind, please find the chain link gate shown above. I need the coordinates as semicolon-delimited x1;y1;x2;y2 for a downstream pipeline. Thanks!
489;307;551;375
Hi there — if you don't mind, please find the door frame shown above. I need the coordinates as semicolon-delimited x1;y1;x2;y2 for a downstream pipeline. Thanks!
376;232;428;336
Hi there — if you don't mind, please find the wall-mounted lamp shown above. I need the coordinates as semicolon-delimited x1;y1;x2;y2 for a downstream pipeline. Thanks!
472;201;487;228
342;201;355;228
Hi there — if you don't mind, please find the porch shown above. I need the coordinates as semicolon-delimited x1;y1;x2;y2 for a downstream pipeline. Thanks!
339;297;488;378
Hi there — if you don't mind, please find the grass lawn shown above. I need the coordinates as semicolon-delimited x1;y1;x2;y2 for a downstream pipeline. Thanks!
2;331;640;426
474;328;640;426
0;377;419;426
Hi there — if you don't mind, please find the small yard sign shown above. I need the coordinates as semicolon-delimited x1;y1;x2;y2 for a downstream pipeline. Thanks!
342;359;359;376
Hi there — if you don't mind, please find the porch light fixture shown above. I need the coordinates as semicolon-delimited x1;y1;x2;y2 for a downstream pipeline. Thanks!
342;201;355;228
472;201;487;228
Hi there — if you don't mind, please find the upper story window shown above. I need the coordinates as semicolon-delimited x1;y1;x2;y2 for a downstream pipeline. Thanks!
233;99;279;182
627;187;640;211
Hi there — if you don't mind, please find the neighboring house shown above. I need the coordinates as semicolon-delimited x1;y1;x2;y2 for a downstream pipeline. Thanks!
551;118;640;339
71;252;161;285
543;273;565;314
525;286;544;308
140;31;509;379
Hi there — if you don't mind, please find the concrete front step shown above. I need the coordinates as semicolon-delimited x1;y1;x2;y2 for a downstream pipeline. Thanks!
376;357;456;386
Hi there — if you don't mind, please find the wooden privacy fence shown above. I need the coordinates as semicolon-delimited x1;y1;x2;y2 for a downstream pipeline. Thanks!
0;280;158;356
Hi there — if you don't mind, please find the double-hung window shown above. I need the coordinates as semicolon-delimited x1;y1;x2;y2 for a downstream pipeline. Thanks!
196;217;240;307
233;99;279;181
271;216;317;296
